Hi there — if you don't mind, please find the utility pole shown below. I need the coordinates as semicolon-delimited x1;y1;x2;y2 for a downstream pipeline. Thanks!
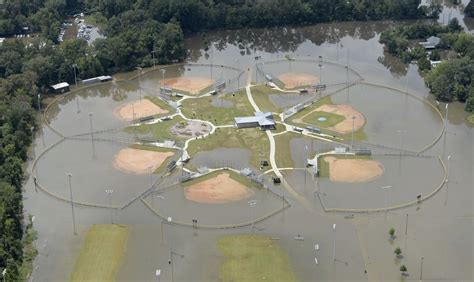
136;67;143;100
382;185;392;220
105;189;114;224
67;173;77;235
332;223;336;262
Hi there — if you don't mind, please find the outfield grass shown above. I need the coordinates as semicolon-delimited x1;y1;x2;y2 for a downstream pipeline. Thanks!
183;170;259;190
317;154;371;178
218;235;297;282
181;90;254;125
302;111;345;128
124;115;187;142
70;225;129;282
186;127;269;169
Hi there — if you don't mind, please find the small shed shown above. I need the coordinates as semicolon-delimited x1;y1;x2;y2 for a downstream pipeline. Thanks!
50;82;70;94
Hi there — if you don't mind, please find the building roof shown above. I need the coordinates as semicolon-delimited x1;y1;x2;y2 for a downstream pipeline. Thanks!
50;82;70;90
420;36;441;49
235;112;275;127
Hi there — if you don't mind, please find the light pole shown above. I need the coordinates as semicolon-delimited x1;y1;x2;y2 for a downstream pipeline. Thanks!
88;112;94;140
105;189;113;224
248;200;257;233
397;129;406;157
345;65;349;100
332;223;336;262
66;173;77;235
161;69;166;88
419;256;424;281
304;145;308;190
136;67;143;100
236;58;240;90
37;94;41;112
382;185;392;220
72;64;78;89
318;56;323;86
155;269;161;282
151;49;156;69
351;116;356;150
167;217;184;282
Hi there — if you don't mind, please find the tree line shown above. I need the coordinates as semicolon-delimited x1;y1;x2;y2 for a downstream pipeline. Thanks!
379;20;474;112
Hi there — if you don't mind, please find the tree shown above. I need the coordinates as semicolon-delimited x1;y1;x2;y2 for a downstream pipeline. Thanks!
389;228;396;238
447;18;462;33
418;56;431;71
466;1;474;17
394;247;402;257
400;265;408;275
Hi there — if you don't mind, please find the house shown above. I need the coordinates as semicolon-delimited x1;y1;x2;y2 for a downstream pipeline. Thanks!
419;36;441;49
50;82;70;94
235;112;276;130
0;38;5;46
418;0;432;8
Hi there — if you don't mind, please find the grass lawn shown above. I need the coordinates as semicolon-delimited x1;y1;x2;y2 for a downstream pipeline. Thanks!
70;225;129;282
181;90;254;125
124;115;186;142
183;170;259;190
186;127;269;169
145;95;175;115
317;154;371;178
129;144;178;174
251;85;293;113
302;111;345;128
273;132;301;168
468;114;474;124
218;235;297;282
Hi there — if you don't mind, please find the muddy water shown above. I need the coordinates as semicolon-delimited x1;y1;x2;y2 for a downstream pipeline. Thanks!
25;15;473;282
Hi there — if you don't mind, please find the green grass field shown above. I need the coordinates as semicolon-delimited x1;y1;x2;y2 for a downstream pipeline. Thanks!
186;127;269;169
181;90;254;125
251;85;297;113
302;111;345;128
317;154;371;178
289;96;367;141
218;235;297;282
70;225;129;282
273;132;300;168
468;114;474;124
183;170;259;190
124;115;186;142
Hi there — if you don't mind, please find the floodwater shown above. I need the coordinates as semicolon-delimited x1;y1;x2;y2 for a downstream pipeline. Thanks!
24;10;473;282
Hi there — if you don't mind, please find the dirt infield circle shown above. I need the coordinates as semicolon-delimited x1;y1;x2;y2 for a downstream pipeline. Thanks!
113;99;168;121
113;148;174;175
324;156;384;183
185;172;255;204
277;72;319;89
161;77;214;95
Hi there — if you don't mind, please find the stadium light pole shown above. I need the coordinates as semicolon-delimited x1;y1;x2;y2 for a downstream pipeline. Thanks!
332;223;336;262
136;67;143;100
318;56;323;85
66;173;77;235
105;189;114;224
88;111;94;140
382;185;392;220
351;116;356;150
419;256;424;281
248;200;257;233
397;129;406;157
72;64;78;88
37;94;41;113
151;48;156;69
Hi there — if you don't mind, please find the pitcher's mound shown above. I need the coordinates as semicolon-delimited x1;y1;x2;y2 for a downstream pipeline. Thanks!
113;148;174;174
278;72;319;89
315;104;365;134
161;77;214;95
185;172;255;204
114;99;168;121
324;156;384;183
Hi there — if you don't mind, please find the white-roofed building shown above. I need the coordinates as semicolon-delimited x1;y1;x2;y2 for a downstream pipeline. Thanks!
235;112;276;130
50;82;70;94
